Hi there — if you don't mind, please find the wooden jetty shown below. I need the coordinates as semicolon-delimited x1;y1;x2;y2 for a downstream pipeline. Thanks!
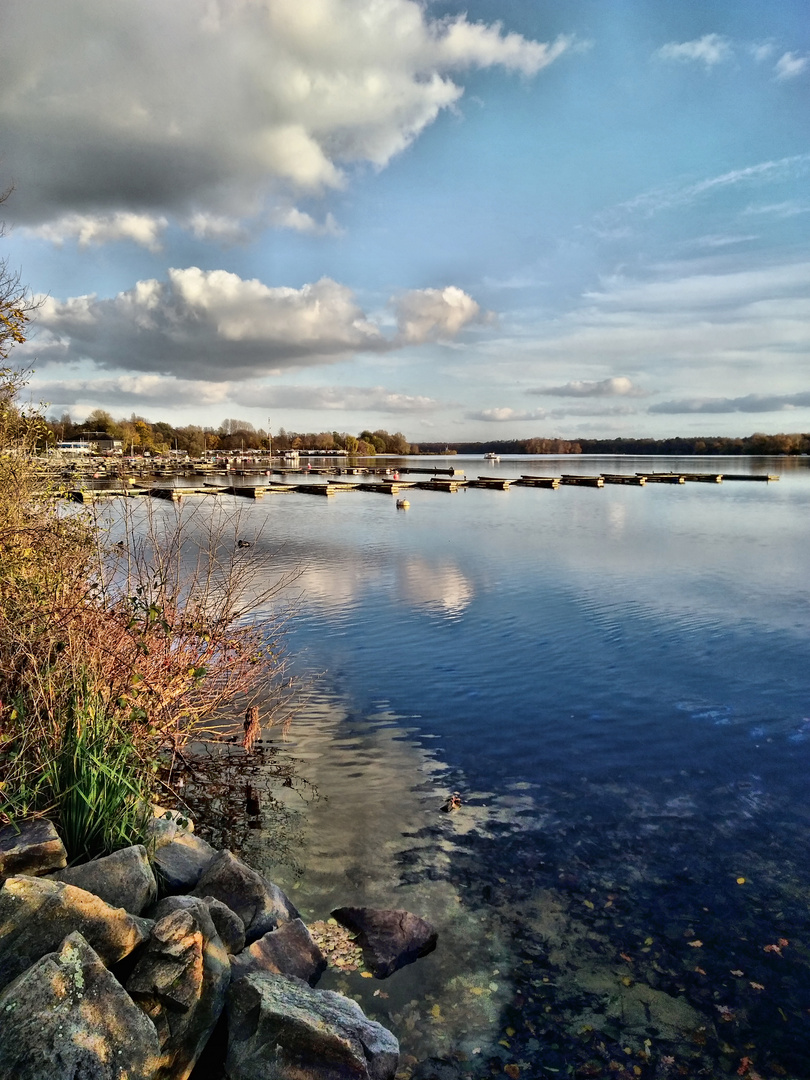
150;486;224;501
415;478;466;492
601;474;646;486
516;475;561;489
681;473;723;483
467;476;512;490
560;474;605;488
360;481;419;495
637;472;685;484
397;466;463;477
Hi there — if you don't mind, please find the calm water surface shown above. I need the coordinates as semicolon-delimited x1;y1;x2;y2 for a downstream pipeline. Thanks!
185;456;810;1078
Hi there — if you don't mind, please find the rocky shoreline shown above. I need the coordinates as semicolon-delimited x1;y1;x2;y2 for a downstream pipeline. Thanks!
0;811;438;1079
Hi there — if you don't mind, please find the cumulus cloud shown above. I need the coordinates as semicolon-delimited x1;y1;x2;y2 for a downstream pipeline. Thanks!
394;286;486;344
230;384;440;413
468;407;548;422
1;0;570;239
533;376;646;398
655;34;732;68
30;375;233;410
30;269;483;380
650;391;810;415
774;51;809;80
24;212;168;252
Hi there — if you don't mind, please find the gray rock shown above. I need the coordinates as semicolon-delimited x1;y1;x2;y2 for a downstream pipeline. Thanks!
331;907;438;979
230;918;326;986
0;874;152;992
192;849;298;944
53;844;158;914
128;899;230;1080
152;893;246;955
152;831;217;894
0;930;161;1079
0;817;67;878
226;972;399;1080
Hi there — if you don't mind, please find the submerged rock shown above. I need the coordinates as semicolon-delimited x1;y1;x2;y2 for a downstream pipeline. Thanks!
226;972;400;1080
192;849;298;944
0;874;151;992
0;817;67;879
331;907;438;979
0;930;161;1080
53;843;158;914
230;918;327;986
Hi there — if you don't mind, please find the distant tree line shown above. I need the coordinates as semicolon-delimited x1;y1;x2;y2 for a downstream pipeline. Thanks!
418;433;810;456
45;409;412;456
44;410;810;457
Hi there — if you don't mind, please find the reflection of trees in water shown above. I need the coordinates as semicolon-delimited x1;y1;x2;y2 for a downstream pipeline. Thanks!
162;739;318;878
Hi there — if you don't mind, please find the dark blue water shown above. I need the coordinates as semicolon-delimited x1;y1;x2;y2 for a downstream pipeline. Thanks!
173;456;810;1077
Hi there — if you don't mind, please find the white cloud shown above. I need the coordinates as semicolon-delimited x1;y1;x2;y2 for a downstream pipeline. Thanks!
655;34;732;68
651;390;810;415
394;286;485;344
230;384;440;413
24;212;168;252
0;0;570;237
468;407;548;422
30;269;484;380
31;374;233;410
774;51;809;81
611;155;810;219
269;207;343;236
534;376;647;398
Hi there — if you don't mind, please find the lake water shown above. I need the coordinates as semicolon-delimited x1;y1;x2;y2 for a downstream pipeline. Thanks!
174;455;810;1079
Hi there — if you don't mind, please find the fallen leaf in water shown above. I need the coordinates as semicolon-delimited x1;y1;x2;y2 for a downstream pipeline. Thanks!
688;940;704;948
750;982;764;991
583;899;595;909
644;936;654;946
737;877;746;885
731;969;744;977
694;966;706;975
763;944;782;955
620;952;634;964
504;1066;520;1079
778;938;789;948
430;1004;441;1019
361;971;373;978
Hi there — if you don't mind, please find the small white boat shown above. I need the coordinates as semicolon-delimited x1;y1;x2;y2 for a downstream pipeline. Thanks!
484;452;500;462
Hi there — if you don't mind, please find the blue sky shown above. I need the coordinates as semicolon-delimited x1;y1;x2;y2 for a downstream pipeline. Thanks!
2;0;808;439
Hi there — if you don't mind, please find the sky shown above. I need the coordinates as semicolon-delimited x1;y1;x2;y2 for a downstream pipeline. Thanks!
1;0;808;441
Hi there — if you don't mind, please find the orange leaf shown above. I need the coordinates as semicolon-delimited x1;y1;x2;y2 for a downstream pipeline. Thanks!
504;1066;520;1079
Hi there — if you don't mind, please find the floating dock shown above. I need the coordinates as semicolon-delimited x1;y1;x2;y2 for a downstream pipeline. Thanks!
638;473;685;484
601;474;646;486
561;475;605;488
516;475;561;489
467;476;512;490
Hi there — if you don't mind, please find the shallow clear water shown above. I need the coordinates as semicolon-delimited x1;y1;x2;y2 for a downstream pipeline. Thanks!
172;455;810;1078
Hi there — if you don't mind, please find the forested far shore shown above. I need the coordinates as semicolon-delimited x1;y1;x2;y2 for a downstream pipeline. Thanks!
45;411;810;457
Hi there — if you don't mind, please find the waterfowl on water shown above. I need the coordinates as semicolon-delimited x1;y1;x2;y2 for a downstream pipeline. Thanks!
237;539;252;548
440;792;462;813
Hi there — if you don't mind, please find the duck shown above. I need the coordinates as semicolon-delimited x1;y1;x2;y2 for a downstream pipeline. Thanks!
237;539;252;548
396;499;410;509
440;791;462;813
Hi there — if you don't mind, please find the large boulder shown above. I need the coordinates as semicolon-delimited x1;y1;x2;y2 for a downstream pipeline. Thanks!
127;898;230;1080
230;918;327;986
0;817;67;878
53;844;158;914
0;930;161;1080
192;849;298;944
0;874;151;992
153;893;246;955
226;972;399;1080
331;907;438;979
152;831;217;894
